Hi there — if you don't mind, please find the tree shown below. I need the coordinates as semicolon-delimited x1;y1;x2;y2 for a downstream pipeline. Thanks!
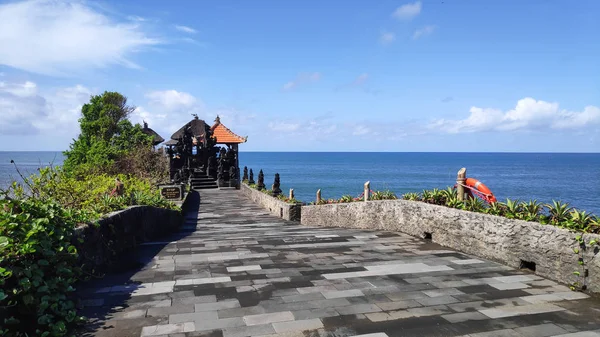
63;91;152;174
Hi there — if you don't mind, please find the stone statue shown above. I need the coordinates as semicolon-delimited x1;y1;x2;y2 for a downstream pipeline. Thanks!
242;166;248;181
208;155;216;178
217;158;225;187
272;173;282;196
229;166;237;187
248;169;255;185
257;169;265;190
110;177;124;196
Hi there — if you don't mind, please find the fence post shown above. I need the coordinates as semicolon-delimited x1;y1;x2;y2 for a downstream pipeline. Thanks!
289;188;294;200
316;189;321;204
457;168;467;201
364;181;370;202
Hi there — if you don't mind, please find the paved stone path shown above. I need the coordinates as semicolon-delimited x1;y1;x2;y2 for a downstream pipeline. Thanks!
79;189;600;337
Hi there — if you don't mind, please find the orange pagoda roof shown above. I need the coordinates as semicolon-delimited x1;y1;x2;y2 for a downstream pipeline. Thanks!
210;116;247;144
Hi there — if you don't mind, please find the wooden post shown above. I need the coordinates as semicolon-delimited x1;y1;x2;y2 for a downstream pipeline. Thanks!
364;181;370;202
457;168;467;201
289;188;294;200
316;189;322;204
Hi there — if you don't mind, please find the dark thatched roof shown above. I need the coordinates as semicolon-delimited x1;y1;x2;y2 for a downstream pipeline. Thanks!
142;121;165;145
170;116;208;142
164;139;179;146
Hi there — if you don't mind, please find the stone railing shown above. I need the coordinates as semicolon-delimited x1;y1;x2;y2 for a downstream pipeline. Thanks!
73;192;195;273
240;184;301;221
301;199;600;293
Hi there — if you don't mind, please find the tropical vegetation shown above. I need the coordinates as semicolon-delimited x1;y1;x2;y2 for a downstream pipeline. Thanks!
402;187;600;233
0;91;174;336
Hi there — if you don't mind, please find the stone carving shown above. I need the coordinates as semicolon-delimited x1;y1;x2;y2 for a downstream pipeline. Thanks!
242;166;249;181
217;158;225;187
272;173;282;196
248;169;255;185
257;170;265;190
229;166;237;187
208;156;216;178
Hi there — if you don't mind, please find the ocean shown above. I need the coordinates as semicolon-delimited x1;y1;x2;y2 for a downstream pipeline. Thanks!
1;151;599;215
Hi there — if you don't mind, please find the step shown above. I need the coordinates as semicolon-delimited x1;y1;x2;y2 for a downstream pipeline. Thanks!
193;185;218;190
190;178;215;182
191;182;218;187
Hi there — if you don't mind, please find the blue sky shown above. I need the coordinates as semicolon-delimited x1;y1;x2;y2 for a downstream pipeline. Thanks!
0;0;598;152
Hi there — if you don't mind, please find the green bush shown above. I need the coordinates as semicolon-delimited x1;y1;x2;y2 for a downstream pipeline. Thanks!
403;187;600;233
0;198;88;337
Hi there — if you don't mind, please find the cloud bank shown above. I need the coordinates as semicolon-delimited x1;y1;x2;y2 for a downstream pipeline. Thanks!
0;0;160;75
431;97;600;133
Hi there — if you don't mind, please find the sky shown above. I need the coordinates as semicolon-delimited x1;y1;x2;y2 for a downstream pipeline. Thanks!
0;0;599;152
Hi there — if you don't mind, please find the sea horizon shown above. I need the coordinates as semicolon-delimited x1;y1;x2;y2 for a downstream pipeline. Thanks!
2;151;599;215
1;150;600;154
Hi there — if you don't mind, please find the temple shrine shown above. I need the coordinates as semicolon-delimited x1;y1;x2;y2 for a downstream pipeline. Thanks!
162;115;247;190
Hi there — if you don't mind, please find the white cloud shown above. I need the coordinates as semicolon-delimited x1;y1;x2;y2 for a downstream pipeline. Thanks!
379;31;396;45
352;126;370;136
282;72;321;91
175;25;197;34
393;1;422;20
0;81;37;97
413;25;436;39
0;0;161;76
0;80;91;136
431;97;600;134
145;90;201;112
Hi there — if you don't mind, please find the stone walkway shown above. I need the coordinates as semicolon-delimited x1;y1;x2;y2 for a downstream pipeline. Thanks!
79;189;600;337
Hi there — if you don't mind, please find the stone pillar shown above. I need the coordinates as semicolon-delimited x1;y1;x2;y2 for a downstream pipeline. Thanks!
364;181;370;202
242;166;249;181
257;170;265;190
272;173;282;196
233;144;240;189
248;169;255;185
316;189;321;204
457;167;467;201
289;189;294;200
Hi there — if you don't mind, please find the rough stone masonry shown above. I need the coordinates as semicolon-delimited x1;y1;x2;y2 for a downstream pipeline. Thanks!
78;189;600;337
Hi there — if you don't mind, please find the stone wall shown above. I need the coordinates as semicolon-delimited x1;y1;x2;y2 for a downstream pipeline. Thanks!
240;184;301;221
73;201;187;272
301;200;600;293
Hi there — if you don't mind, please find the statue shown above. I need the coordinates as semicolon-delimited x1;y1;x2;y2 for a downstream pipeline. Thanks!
257;169;265;190
208;155;216;178
217;158;225;187
272;173;282;196
229;166;237;187
110;178;124;196
242;166;248;181
248;169;255;185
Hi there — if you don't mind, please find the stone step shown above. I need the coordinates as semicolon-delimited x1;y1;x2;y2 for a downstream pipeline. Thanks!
192;185;218;190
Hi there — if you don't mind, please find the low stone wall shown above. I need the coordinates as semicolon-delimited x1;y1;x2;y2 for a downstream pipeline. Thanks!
73;200;188;272
240;184;301;221
301;200;600;293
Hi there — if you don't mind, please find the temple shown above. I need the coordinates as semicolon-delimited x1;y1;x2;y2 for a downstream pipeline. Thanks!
162;115;247;190
141;121;165;146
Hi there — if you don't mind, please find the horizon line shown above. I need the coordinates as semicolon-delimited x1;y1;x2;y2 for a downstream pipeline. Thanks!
1;150;599;154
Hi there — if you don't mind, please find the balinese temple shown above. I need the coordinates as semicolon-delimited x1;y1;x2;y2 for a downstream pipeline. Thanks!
163;115;247;190
141;121;165;146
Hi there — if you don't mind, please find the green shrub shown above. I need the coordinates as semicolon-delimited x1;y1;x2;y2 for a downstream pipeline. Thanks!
0;198;88;337
404;187;599;233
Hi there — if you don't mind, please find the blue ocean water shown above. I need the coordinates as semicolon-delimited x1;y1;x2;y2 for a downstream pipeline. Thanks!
0;152;64;190
1;151;599;215
239;152;600;215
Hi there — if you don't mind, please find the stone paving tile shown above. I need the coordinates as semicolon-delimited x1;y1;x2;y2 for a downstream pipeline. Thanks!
272;318;324;333
77;189;600;337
